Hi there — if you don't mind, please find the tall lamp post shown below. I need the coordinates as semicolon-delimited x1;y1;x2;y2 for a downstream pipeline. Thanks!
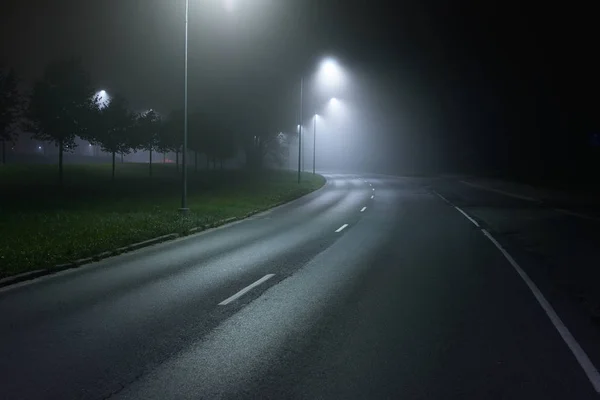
312;113;317;175
297;78;303;184
311;97;339;175
297;58;343;181
180;0;190;213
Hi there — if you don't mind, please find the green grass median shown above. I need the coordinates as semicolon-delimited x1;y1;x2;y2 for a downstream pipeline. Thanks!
0;164;325;278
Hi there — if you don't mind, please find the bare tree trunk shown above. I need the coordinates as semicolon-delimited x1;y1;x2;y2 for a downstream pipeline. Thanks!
121;152;124;163
176;150;180;172
58;140;64;186
1;139;5;165
163;153;166;163
149;149;153;177
112;151;116;181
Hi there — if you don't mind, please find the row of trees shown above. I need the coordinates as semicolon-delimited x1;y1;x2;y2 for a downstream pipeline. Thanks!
1;59;286;183
0;68;21;165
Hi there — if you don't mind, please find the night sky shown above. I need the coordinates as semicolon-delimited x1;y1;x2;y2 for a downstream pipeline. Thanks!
1;0;598;177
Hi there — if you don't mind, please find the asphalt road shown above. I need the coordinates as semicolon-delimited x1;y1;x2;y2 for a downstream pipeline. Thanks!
1;174;599;399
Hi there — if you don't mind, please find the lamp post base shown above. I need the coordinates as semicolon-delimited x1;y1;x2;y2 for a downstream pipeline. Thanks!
178;208;190;214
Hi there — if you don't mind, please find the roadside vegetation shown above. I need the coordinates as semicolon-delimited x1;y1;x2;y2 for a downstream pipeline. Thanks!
0;164;325;278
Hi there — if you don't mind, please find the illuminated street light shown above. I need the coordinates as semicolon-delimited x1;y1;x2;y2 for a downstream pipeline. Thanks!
181;0;238;211
295;57;346;180
298;77;304;182
313;114;318;175
95;90;110;109
180;0;191;213
318;58;344;89
322;60;340;79
311;96;341;175
224;0;235;12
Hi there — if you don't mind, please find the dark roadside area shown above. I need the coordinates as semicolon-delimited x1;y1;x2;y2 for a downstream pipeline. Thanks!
430;173;600;336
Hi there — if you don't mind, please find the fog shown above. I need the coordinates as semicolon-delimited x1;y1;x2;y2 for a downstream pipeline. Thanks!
4;0;596;181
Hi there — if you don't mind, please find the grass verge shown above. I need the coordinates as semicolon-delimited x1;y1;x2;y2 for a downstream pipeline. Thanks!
0;164;325;278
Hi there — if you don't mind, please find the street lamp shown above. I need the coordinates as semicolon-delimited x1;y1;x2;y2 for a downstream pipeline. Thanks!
224;0;235;12
313;114;318;174
311;97;341;175
297;58;345;181
95;90;110;109
298;78;303;183
180;0;190;213
180;0;235;211
317;58;344;90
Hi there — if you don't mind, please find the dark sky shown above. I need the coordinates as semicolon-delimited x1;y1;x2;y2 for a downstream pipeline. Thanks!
2;0;598;175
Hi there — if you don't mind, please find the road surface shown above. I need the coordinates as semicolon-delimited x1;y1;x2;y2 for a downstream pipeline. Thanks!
1;174;599;399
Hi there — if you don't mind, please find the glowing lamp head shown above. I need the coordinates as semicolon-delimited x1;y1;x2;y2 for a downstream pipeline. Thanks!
224;0;235;12
317;57;345;93
323;61;338;77
95;90;110;109
320;59;342;81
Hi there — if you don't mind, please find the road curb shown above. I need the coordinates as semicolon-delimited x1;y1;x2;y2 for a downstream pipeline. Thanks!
0;233;179;289
0;269;51;288
0;178;326;289
0;216;245;289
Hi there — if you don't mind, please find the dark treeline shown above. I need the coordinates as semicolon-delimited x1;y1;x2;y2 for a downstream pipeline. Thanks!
0;58;289;184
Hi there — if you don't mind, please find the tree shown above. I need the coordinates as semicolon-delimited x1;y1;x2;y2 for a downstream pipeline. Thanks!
188;111;207;172
226;95;285;170
160;109;183;171
27;58;95;184
188;110;238;171
189;111;216;171
91;93;135;181
136;110;162;177
214;128;236;170
0;68;22;165
244;130;286;169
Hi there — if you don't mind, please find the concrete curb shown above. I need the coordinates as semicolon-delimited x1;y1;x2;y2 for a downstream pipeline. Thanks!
0;234;179;289
0;178;326;289
0;217;241;289
0;269;50;288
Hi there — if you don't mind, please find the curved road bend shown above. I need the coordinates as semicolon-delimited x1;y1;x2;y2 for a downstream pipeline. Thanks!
0;174;598;399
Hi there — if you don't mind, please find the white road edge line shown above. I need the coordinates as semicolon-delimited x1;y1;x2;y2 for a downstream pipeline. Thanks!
433;191;479;227
432;190;450;204
218;274;275;306
481;229;600;393
434;188;600;392
335;224;349;233
454;206;480;227
360;207;367;212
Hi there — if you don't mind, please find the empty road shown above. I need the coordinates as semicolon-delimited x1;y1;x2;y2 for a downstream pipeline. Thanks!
1;174;599;399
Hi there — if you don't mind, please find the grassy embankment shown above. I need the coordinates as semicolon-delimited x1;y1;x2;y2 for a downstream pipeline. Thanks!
0;163;325;278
